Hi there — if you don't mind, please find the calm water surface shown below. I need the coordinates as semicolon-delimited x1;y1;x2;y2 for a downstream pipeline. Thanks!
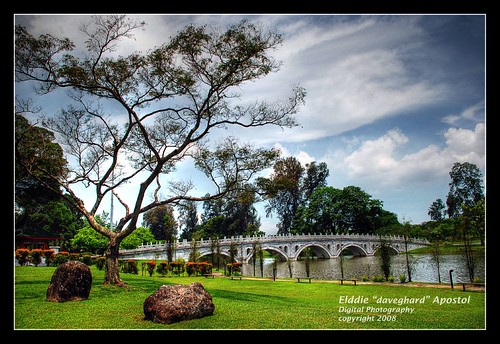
241;253;485;283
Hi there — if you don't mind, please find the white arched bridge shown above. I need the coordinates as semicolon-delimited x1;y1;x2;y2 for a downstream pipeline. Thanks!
119;233;430;263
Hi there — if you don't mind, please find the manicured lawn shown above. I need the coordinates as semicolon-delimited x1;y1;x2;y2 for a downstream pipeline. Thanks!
14;265;485;330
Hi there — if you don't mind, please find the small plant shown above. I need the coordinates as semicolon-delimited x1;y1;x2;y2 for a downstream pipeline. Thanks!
81;254;93;266
146;261;156;277
122;259;139;274
95;256;106;270
472;277;482;283
30;249;44;267
15;248;31;266
372;275;385;282
156;261;168;276
43;249;55;266
388;276;395;283
362;275;369;282
399;274;407;283
169;260;185;276
53;251;70;265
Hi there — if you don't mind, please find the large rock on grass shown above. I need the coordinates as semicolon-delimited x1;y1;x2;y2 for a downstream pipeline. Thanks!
46;260;92;302
144;282;215;324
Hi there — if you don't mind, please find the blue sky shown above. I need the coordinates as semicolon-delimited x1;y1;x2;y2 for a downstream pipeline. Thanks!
14;14;486;234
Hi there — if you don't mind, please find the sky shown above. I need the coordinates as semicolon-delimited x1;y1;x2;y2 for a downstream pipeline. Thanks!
14;14;486;235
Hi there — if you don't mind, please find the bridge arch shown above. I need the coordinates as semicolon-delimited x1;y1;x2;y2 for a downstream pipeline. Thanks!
295;243;332;260
337;243;368;257
242;245;288;263
372;244;400;255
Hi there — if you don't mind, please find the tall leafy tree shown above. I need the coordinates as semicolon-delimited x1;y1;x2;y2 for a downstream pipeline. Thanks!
428;198;446;221
302;161;329;202
142;204;178;262
178;200;199;241
15;113;84;245
142;205;177;241
258;156;304;235
15;15;305;286
292;186;399;235
199;184;262;238
446;162;484;218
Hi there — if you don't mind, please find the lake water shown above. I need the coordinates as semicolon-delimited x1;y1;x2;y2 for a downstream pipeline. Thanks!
241;253;485;283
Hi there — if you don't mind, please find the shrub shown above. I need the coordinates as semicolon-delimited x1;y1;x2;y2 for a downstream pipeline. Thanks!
95;256;106;270
81;254;93;266
198;262;213;275
399;274;407;283
43;249;55;266
185;262;197;276
388;276;395;283
156;261;168;276
146;261;156;277
30;249;44;267
53;251;70;266
15;248;31;266
362;275;369;282
121;259;139;274
372;275;385;282
226;262;242;276
169;260;185;276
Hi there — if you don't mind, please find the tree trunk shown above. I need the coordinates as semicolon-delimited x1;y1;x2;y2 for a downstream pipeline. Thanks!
104;239;127;287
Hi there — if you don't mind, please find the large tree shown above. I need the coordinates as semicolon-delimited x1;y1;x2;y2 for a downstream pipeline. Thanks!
142;204;177;241
258;156;304;235
446;162;484;219
15;113;84;246
428;198;446;222
15;15;305;286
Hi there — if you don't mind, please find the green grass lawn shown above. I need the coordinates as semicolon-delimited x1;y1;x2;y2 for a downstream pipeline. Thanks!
14;265;485;330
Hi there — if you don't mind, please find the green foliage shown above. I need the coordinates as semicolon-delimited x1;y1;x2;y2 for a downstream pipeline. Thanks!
293;186;399;235
52;251;70;265
95;257;106;270
30;249;43;267
169;260;186;276
378;240;393;281
142;205;178;241
446;162;484;219
71;226;108;253
81;254;93;266
121;260;139;274
146;261;156;277
43;249;55;266
72;225;155;253
15;249;30;266
120;227;156;249
155;261;168;276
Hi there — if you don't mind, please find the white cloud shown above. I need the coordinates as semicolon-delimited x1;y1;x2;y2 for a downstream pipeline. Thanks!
443;101;485;125
342;123;485;187
442;123;485;170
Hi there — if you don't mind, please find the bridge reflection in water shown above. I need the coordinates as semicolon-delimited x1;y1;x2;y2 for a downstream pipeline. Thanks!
120;233;430;263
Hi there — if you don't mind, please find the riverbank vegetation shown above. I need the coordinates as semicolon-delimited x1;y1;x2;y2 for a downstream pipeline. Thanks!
14;265;485;330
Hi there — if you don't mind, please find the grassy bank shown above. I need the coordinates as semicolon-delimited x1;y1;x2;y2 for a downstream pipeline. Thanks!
409;242;485;255
14;266;485;330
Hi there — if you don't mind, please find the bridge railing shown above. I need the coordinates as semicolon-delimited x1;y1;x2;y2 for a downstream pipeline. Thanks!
120;233;429;254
